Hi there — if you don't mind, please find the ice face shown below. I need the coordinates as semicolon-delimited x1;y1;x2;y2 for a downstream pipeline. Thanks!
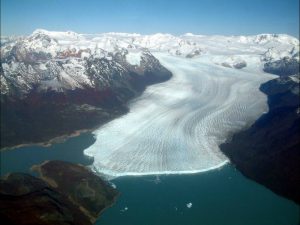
84;53;275;177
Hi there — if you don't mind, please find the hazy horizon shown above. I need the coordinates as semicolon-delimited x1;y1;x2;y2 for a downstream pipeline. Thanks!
1;29;299;39
1;0;299;37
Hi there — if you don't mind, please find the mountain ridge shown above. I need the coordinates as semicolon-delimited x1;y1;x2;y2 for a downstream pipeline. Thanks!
1;30;298;95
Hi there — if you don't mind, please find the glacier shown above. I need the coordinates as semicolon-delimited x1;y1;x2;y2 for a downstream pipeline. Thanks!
84;53;275;177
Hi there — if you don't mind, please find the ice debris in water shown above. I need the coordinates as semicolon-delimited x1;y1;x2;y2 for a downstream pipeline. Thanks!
120;207;128;212
186;202;193;208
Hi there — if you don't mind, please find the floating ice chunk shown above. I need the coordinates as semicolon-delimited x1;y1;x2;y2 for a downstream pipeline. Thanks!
186;202;192;208
120;207;128;212
154;176;161;184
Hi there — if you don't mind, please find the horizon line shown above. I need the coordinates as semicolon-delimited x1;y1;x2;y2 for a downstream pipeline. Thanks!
1;28;299;39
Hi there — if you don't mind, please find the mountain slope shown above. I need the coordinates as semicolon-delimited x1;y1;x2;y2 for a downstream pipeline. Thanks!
1;30;299;96
0;31;172;148
220;74;300;204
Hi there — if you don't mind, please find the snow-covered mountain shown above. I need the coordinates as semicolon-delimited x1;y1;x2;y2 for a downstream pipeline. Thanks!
0;30;173;96
1;29;299;96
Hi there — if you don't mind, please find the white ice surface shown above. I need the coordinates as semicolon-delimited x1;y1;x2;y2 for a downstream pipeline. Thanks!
84;53;275;178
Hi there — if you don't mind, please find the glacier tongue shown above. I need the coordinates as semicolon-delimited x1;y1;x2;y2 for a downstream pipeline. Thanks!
84;53;275;177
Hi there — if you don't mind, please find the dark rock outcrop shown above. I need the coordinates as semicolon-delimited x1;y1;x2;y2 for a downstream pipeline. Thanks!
185;49;202;58
263;57;299;76
233;61;247;69
0;161;118;225
220;75;300;204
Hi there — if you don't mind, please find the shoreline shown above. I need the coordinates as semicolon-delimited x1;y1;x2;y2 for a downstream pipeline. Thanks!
41;160;120;222
0;160;120;225
1;70;173;153
31;160;120;222
219;74;300;204
0;128;96;152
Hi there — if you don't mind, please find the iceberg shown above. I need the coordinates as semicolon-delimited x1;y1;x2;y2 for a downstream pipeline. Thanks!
186;203;193;208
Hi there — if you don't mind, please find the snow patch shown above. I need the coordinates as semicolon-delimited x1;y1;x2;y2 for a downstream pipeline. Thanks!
126;51;142;66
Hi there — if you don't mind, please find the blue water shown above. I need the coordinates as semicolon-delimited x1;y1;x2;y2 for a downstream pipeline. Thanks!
1;133;299;225
0;133;94;176
97;165;299;225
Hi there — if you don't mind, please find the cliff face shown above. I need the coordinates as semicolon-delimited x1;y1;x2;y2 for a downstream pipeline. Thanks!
220;74;300;204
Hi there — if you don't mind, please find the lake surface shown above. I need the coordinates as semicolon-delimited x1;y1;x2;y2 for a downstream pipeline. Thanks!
0;133;95;176
97;165;299;225
1;133;299;225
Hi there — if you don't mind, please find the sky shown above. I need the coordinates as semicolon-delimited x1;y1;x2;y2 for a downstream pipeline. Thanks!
1;0;299;37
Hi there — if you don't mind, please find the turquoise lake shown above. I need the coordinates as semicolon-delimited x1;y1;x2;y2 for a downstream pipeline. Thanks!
0;133;299;225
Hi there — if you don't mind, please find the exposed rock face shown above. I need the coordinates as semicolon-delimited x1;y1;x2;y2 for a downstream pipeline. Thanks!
0;161;118;225
263;58;299;76
262;47;299;76
185;49;202;58
233;61;247;69
220;74;300;204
